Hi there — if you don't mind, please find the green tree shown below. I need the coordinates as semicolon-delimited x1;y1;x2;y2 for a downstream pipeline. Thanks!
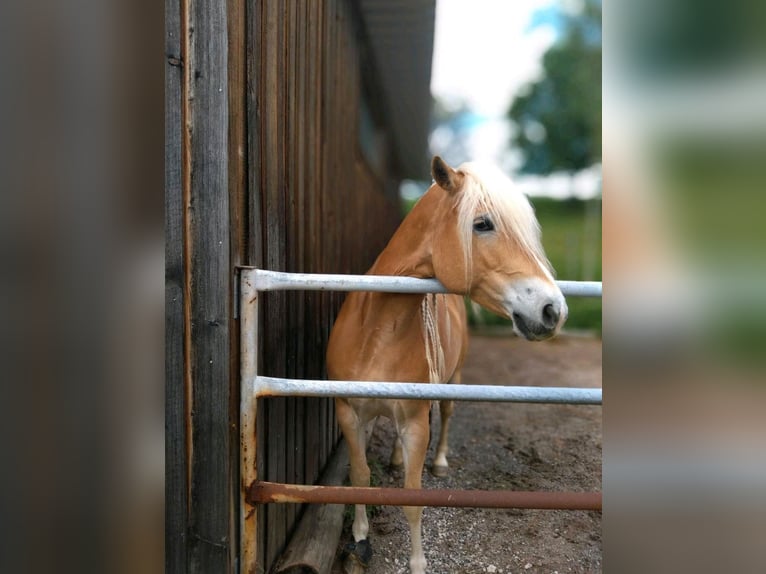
508;0;601;176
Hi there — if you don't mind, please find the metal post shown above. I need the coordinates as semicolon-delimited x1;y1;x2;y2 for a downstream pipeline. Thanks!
239;269;259;574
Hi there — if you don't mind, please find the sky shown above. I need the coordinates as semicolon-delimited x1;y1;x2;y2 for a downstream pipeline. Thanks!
431;0;558;118
426;0;601;199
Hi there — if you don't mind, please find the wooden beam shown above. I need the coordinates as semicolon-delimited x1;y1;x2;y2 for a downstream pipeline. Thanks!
185;0;233;571
165;0;187;570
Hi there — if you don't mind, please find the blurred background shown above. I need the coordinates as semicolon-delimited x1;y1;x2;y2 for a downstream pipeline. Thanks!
2;0;765;572
604;1;766;572
405;0;603;334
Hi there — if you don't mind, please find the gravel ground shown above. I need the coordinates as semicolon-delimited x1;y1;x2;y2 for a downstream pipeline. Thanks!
331;333;602;574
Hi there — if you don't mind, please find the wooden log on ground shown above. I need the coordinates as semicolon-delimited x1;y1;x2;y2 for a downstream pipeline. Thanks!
274;440;350;574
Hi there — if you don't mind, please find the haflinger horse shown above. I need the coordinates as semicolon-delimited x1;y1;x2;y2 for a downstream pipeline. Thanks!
326;156;567;573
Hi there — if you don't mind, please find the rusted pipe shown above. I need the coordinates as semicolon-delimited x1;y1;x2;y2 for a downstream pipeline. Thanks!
249;481;601;511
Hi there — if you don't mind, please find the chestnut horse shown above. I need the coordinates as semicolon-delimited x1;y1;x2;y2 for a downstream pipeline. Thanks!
326;156;567;573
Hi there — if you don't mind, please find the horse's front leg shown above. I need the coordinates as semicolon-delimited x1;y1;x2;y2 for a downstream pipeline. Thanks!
336;399;371;543
431;399;454;477
399;402;430;574
389;436;404;469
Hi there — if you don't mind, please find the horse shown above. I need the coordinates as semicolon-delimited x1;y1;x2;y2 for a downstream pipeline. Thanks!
326;156;567;573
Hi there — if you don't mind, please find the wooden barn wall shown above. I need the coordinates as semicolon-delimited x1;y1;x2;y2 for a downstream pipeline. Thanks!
166;0;402;572
247;0;401;570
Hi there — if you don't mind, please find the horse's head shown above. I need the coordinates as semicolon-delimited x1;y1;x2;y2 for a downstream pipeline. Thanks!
429;156;567;341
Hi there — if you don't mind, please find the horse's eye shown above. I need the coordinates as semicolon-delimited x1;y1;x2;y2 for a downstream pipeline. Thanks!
473;216;494;233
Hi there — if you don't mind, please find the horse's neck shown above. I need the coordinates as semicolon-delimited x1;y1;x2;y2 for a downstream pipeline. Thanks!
354;190;446;381
369;187;442;278
360;189;439;321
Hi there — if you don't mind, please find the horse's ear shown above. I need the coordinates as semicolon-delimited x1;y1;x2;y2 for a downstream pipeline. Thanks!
431;156;464;194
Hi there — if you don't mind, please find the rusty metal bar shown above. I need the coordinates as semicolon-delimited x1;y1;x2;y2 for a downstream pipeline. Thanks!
249;481;602;511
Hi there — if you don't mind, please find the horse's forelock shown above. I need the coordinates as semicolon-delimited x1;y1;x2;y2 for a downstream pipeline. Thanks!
454;162;552;276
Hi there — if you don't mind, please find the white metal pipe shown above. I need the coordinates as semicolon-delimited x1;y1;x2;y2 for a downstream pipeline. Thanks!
239;274;259;574
255;376;601;405
554;280;602;298
248;268;602;298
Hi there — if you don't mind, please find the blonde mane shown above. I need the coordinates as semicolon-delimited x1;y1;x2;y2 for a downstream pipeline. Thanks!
420;293;445;383
454;161;553;278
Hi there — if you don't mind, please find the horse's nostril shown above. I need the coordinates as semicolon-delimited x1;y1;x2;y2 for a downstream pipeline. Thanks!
542;303;559;329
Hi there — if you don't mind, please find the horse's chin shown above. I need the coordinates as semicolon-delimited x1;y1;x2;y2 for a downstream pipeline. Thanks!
512;313;558;341
514;328;556;342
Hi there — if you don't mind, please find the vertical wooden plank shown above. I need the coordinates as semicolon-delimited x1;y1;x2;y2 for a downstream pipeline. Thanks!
318;0;334;474
263;0;288;566
228;0;248;269
250;0;269;567
165;0;187;571
246;0;264;272
303;0;323;485
245;0;266;568
283;0;299;532
186;0;233;571
260;2;277;567
292;0;306;513
227;0;247;568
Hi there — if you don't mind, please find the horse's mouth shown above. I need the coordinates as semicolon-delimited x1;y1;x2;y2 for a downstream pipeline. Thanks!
512;312;555;341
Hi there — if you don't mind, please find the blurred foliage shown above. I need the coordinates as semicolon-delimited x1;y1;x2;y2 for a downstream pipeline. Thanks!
654;138;766;264
401;196;419;216
652;138;766;367
616;0;766;80
508;0;602;175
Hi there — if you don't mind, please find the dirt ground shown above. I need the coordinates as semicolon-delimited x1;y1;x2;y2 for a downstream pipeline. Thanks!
331;332;602;574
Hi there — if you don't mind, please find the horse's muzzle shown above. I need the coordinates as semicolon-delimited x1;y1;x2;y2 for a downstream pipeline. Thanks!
512;311;558;341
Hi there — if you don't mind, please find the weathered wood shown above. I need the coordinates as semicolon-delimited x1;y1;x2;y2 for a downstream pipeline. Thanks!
246;1;266;569
227;0;248;571
241;0;402;570
264;0;289;565
165;0;187;571
168;0;406;572
186;0;233;571
274;441;349;574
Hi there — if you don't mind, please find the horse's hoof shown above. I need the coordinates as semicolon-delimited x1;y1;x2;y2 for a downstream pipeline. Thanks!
343;538;372;573
431;464;449;477
389;461;403;472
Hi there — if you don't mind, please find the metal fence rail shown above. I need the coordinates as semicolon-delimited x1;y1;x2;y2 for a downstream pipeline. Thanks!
239;267;602;574
255;375;602;404
250;267;603;297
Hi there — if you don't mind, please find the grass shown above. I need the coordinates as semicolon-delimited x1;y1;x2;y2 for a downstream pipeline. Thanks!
528;196;602;333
